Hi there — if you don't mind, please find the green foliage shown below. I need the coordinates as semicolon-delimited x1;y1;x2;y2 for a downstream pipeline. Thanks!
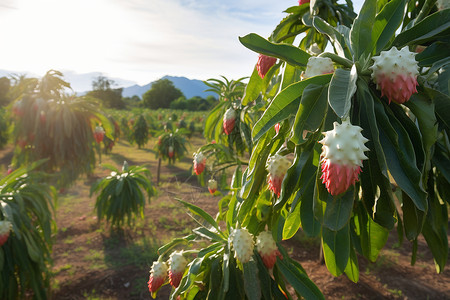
131;115;149;148
90;162;155;228
170;96;216;111
157;0;450;299
0;77;11;106
142;79;184;109
10;70;113;187
0;161;56;300
87;76;125;109
155;129;190;164
0;108;9;149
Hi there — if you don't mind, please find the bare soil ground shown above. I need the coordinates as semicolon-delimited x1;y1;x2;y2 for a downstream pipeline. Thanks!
0;135;449;300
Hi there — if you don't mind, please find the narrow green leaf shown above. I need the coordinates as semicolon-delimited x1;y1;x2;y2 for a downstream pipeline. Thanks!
177;199;222;233
322;224;350;277
291;84;328;145
328;66;357;119
243;259;261;300
416;42;450;67
372;0;407;54
323;187;355;231
239;33;311;67
253;74;332;141
350;0;377;60
312;17;351;58
277;258;325;300
394;9;450;46
283;193;302;240
402;192;425;241
344;246;359;283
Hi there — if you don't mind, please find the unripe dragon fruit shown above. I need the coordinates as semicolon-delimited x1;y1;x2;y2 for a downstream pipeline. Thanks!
94;126;105;144
193;152;206;175
256;54;277;79
230;228;254;264
0;220;12;247
168;251;188;288
274;123;280;134
223;108;237;135
302;57;334;79
148;260;168;293
168;146;174;158
319;119;369;196
266;154;291;197
256;231;282;269
370;46;419;104
208;179;217;194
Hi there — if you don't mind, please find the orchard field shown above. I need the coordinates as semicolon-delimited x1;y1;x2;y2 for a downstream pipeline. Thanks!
0;122;448;300
1;0;450;299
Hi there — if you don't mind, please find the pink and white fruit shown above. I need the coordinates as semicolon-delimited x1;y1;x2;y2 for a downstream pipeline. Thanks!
168;146;174;158
266;154;291;197
148;260;168;293
319;119;369;196
370;46;419;104
94;126;105;143
223;108;237;135
256;231;282;269
303;57;334;79
0;220;12;247
231;228;254;264
208;179;217;194
193;152;206;175
274;123;280;134
168;251;188;288
256;54;277;79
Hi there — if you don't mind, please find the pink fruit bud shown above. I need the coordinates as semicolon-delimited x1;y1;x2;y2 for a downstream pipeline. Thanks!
208;179;217;194
148;261;168;293
223;108;237;135
94;126;105;143
193;152;206;175
256;54;277;79
266;154;291;197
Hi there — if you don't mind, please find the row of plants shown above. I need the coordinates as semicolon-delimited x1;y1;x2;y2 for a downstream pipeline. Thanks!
149;0;449;299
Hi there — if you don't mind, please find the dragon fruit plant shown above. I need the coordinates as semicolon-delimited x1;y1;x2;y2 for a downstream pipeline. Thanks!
155;0;449;299
0;162;55;299
90;161;155;228
155;129;189;164
10;70;113;188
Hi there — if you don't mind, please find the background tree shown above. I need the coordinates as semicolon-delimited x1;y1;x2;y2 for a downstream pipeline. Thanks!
142;79;183;109
0;77;11;106
87;76;125;109
131;115;149;148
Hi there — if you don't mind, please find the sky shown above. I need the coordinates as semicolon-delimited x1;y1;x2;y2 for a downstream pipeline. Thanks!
0;0;363;87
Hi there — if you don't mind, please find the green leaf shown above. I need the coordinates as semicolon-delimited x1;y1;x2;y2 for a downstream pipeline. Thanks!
239;33;311;67
177;199;222;234
373;100;428;212
283;193;302;240
416;42;450;67
300;174;321;237
344;246;359;283
241;63;280;106
322;224;350;276
350;0;377;60
277;258;325;300
312;17;351;58
243;259;261;300
371;0;407;54
394;9;450;46
324;187;355;231
291;84;328;145
401;192;425;241
253;74;332;141
327;66;357;119
353;203;389;262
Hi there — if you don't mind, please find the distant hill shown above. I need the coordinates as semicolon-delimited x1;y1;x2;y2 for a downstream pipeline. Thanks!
0;69;216;100
122;75;216;99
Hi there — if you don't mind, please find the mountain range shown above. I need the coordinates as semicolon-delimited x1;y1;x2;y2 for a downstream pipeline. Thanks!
0;69;216;99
